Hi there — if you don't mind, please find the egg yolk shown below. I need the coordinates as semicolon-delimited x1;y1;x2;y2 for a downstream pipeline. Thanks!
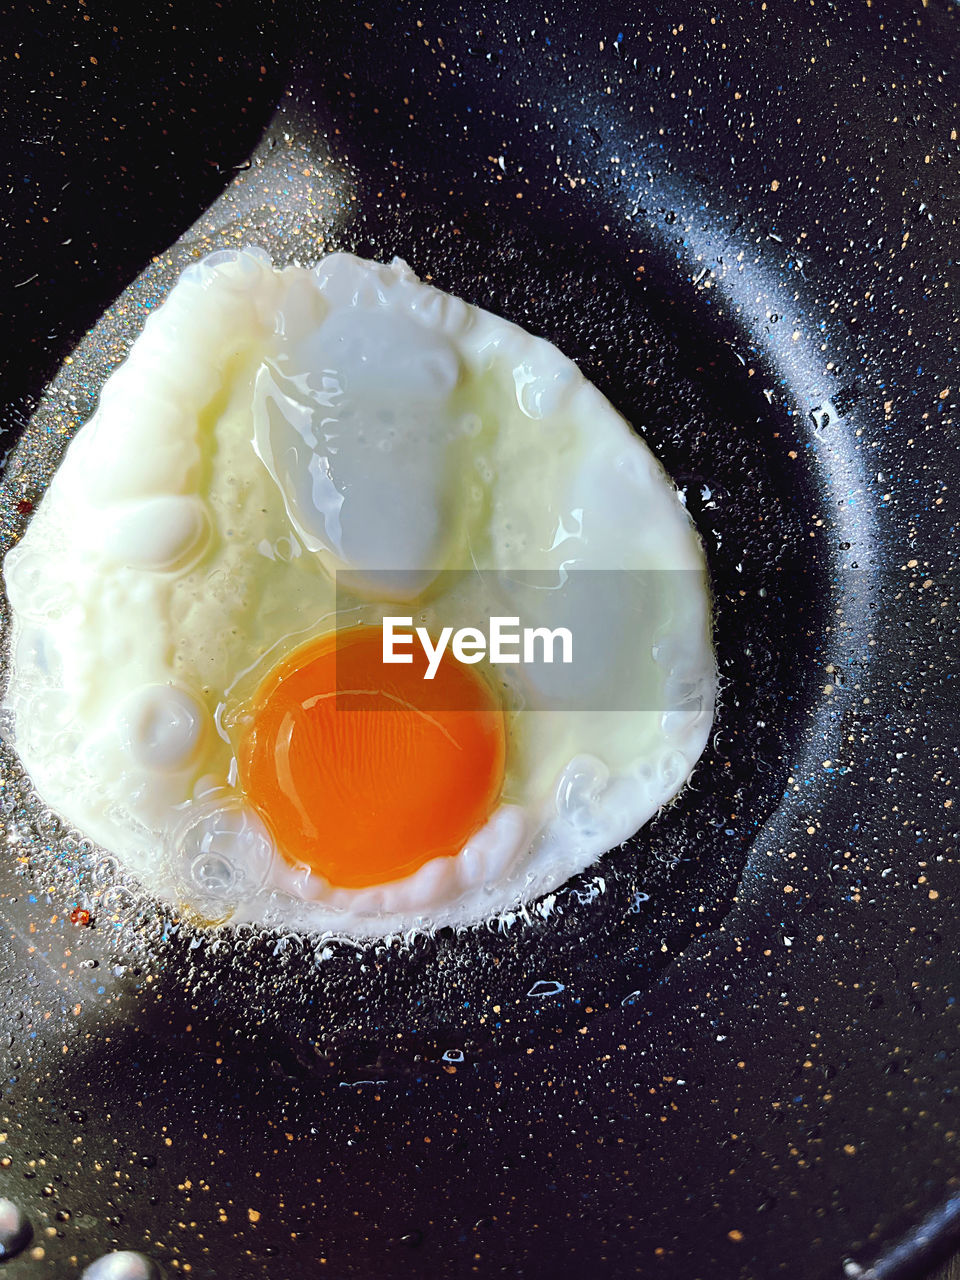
237;625;506;889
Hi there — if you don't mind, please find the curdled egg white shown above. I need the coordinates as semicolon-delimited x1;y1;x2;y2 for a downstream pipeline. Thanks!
2;249;716;936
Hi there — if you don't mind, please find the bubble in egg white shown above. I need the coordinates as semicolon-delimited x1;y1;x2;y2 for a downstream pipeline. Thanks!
118;685;206;772
169;797;274;920
101;496;209;572
5;552;65;621
0;1197;31;1261
81;1249;163;1280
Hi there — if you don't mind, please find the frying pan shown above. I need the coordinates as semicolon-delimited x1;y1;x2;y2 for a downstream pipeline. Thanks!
1;1;958;1276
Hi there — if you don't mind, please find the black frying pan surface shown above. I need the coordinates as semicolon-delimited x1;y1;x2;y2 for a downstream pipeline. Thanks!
0;2;958;1277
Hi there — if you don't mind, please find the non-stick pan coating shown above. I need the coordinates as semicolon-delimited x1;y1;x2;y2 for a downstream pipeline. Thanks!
0;2;958;1277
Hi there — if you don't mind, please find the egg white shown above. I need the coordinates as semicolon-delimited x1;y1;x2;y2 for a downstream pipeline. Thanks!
2;249;716;936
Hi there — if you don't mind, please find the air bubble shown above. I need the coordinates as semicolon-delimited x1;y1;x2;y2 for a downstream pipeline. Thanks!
118;684;206;772
81;1251;164;1280
5;551;67;620
101;885;137;916
168;798;274;920
555;755;610;837
661;697;704;737
0;1197;31;1259
657;750;687;790
36;808;62;840
92;855;120;887
202;247;270;282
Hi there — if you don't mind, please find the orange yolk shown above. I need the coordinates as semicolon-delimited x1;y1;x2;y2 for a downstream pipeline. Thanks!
237;625;506;889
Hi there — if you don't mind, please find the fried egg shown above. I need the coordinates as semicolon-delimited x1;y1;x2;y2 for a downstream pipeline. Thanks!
2;249;716;936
